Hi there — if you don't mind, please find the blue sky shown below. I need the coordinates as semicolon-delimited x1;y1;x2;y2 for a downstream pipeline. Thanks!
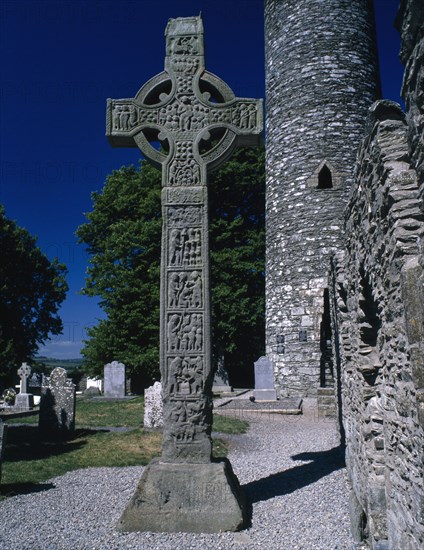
0;0;404;359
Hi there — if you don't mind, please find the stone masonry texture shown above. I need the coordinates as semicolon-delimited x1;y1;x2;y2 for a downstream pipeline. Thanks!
327;2;424;548
264;0;381;397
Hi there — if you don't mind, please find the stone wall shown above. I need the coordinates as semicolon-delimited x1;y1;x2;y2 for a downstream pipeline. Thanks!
328;1;424;547
264;0;380;397
330;99;424;549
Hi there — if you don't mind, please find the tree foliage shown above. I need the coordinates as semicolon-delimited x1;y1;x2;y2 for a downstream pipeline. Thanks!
0;206;68;386
77;147;264;388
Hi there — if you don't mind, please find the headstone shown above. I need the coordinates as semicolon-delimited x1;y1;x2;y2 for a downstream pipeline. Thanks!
103;361;125;398
28;372;42;388
86;376;103;393
15;362;34;410
144;382;163;429
0;420;7;484
213;356;232;393
107;15;262;533
39;367;76;438
253;356;277;401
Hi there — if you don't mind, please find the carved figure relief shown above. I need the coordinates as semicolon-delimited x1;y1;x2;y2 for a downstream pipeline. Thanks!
167;313;203;352
168;228;202;267
166;187;203;204
167;355;204;396
169;35;200;56
112;104;157;131
169;159;201;186
166;396;207;443
231;103;257;129
168;271;202;308
168;206;202;227
167;140;202;185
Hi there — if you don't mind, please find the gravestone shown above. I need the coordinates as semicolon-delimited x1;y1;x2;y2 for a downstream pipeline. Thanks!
107;15;262;533
103;361;125;398
144;381;163;429
253;356;277;401
213;356;232;393
14;362;34;410
39;367;76;438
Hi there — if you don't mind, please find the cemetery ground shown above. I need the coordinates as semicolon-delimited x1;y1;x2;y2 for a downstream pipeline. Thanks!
0;396;248;500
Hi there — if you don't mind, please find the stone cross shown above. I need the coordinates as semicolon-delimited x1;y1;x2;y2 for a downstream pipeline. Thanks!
17;362;31;394
107;16;262;464
107;16;262;532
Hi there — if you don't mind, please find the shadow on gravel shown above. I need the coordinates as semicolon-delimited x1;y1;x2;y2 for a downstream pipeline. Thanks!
243;445;346;506
0;482;55;500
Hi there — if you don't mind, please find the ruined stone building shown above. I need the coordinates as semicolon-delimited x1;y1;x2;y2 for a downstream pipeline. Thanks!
264;0;423;548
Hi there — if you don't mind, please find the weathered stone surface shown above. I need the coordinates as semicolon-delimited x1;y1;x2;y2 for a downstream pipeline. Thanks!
144;382;163;429
329;98;424;549
104;361;126;398
117;458;246;533
253;356;276;401
39;367;76;438
264;0;381;398
14;393;34;410
107;15;262;532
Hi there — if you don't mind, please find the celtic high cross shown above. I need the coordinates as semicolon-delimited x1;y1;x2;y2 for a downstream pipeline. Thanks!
108;14;263;533
107;15;262;476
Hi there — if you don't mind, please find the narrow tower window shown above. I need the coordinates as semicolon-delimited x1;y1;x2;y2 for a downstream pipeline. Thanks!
318;164;333;189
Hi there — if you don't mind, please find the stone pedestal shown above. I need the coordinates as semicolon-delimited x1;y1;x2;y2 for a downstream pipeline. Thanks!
14;393;34;410
117;458;246;533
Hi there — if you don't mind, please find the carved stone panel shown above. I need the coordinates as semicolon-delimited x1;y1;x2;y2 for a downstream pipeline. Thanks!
167;355;204;397
167;313;203;353
168;271;202;309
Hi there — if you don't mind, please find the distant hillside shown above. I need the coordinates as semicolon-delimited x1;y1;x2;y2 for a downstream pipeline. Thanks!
35;357;83;370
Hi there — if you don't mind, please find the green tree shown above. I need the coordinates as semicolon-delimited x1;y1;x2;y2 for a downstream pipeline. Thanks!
0;206;68;387
76;163;162;388
210;147;265;387
77;147;264;388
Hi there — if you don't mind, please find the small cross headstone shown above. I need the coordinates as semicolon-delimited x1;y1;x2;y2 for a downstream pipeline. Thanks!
253;356;277;402
18;362;31;394
15;362;34;410
103;361;126;398
39;367;76;439
107;16;262;533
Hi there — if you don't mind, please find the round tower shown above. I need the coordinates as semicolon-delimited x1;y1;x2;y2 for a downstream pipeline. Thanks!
265;0;381;397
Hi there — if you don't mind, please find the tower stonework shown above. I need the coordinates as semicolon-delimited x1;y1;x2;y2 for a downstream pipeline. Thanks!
265;0;381;397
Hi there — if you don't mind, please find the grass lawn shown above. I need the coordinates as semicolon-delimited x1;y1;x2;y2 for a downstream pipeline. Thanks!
0;396;248;499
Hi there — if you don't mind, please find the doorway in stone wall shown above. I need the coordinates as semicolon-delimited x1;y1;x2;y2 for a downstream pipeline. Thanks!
319;288;334;388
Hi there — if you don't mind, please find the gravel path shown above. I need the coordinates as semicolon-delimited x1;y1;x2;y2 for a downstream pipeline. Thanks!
0;400;368;550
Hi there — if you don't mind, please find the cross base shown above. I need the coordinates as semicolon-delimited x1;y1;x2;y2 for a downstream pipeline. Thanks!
117;458;246;533
14;393;34;410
